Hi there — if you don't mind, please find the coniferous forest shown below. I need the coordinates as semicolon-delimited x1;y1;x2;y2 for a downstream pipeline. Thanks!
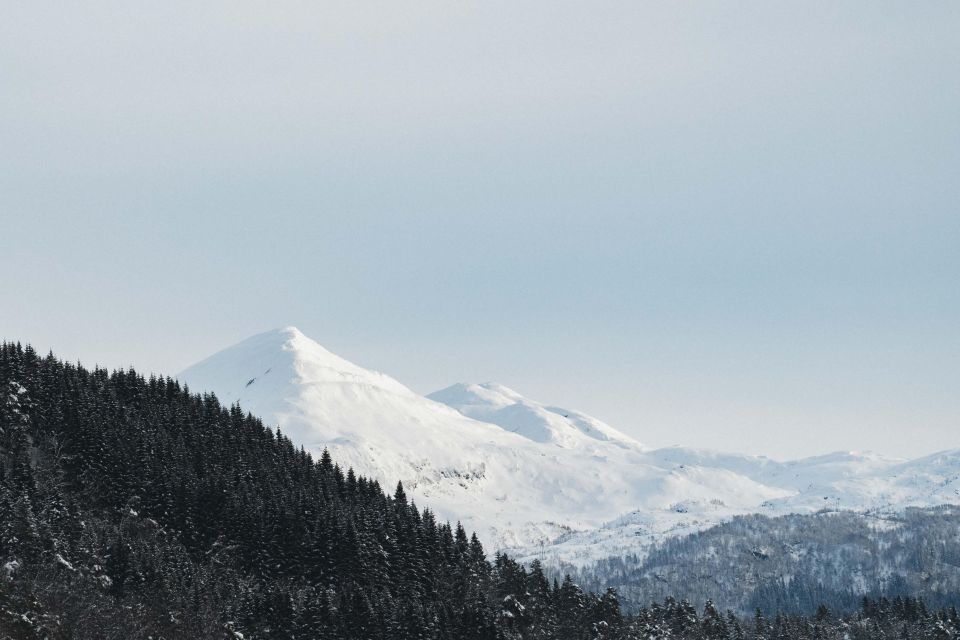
568;508;960;616
2;341;959;639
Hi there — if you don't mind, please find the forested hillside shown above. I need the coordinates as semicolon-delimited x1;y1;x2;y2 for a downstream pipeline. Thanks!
2;341;959;640
0;342;620;639
569;508;960;615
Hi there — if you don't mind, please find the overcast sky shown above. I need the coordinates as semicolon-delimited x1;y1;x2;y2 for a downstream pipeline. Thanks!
2;2;958;459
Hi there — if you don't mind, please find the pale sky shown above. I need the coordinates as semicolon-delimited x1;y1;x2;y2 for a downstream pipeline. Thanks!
2;2;958;459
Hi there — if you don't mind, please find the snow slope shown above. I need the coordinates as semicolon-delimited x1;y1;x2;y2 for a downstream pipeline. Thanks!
427;382;642;450
178;327;960;565
509;448;960;566
178;328;789;549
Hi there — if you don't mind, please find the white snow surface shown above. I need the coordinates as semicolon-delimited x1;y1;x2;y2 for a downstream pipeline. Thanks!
178;327;960;565
427;382;642;450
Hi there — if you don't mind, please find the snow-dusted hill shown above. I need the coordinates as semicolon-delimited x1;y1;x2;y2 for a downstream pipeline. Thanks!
427;382;642;451
178;327;960;565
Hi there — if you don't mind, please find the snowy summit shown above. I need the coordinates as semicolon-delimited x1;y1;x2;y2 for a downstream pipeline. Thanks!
179;327;960;565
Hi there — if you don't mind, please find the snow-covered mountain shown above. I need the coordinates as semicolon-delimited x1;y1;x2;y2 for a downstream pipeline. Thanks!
178;327;960;565
427;382;641;451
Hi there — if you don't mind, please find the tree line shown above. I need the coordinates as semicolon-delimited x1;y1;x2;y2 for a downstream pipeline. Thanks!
1;341;957;639
565;507;960;616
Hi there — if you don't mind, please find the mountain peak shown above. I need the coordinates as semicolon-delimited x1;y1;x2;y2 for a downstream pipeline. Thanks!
276;325;307;342
428;382;642;450
428;382;524;409
175;328;960;561
178;326;413;409
254;325;305;343
260;326;341;361
276;324;303;336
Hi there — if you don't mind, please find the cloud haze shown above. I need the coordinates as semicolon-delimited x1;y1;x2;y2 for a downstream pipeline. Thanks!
2;2;958;458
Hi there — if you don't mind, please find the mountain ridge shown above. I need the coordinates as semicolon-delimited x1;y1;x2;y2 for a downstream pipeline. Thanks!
178;327;960;565
427;381;643;450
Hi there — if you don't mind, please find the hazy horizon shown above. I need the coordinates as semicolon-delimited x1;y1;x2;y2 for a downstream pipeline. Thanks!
4;322;954;463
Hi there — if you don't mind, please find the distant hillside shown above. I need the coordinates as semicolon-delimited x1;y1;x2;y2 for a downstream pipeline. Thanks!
567;507;960;615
